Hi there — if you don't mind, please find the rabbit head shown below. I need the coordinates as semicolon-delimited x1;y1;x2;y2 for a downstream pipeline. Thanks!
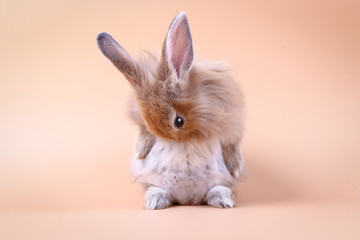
97;12;244;143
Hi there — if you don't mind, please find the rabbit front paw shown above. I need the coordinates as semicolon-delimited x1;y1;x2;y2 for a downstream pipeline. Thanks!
205;185;235;208
221;143;247;180
145;186;172;210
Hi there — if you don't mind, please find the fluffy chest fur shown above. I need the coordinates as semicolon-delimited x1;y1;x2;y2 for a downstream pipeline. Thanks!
131;138;235;204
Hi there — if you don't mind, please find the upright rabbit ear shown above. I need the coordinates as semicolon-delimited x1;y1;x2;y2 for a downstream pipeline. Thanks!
97;32;141;86
160;12;194;79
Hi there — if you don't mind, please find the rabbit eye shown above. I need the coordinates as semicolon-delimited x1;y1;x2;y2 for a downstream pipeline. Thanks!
174;115;185;129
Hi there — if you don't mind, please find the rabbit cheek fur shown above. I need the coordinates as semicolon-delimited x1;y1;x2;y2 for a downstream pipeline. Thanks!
131;138;234;207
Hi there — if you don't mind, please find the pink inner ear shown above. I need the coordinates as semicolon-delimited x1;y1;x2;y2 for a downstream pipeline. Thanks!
167;15;193;79
170;25;187;78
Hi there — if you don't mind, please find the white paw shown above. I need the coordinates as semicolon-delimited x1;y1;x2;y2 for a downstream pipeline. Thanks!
205;185;235;208
145;186;172;210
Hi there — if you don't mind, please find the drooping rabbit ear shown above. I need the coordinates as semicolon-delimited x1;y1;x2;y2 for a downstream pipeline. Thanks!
97;32;141;85
160;12;194;79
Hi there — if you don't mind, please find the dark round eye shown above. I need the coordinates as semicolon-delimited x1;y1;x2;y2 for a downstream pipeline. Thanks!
174;115;185;129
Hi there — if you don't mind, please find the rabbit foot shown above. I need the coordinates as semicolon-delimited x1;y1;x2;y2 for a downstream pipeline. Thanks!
205;185;234;208
145;186;172;210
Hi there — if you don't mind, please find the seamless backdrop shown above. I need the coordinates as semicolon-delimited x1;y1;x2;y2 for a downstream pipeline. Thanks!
1;0;360;239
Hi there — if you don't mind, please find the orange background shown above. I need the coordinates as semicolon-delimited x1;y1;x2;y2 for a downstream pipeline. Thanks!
1;0;359;239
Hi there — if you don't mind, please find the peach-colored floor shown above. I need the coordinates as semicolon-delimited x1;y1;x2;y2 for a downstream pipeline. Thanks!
1;0;359;239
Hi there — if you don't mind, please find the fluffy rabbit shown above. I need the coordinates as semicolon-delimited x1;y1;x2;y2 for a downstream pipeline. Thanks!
97;12;246;209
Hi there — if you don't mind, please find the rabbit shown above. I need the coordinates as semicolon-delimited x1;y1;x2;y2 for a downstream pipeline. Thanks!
97;12;246;209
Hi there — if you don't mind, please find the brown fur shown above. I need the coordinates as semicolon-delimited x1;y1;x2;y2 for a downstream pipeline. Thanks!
136;126;156;159
128;55;245;145
221;141;242;177
128;55;245;177
97;14;245;178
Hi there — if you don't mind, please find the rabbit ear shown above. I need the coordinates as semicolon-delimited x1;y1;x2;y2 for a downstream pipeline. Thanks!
161;12;194;79
97;32;141;85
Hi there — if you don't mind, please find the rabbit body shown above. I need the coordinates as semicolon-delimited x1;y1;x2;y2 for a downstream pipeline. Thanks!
132;137;234;206
97;12;245;209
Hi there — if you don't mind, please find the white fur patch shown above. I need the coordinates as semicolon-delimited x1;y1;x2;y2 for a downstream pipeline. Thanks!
131;138;235;205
